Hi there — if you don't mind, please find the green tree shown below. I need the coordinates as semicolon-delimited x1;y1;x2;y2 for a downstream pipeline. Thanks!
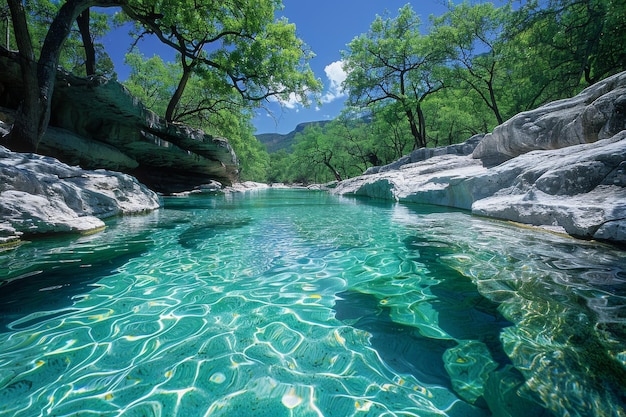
507;0;626;109
124;52;270;182
123;0;321;123
327;114;377;173
342;4;447;149
211;110;270;182
267;150;293;183
124;52;179;115
369;103;414;159
4;0;319;156
422;87;492;146
291;124;344;182
431;1;512;124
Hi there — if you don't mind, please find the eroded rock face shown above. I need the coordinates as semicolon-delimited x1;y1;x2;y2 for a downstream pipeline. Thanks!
0;146;161;244
470;132;626;240
333;71;626;245
0;54;239;193
473;71;626;166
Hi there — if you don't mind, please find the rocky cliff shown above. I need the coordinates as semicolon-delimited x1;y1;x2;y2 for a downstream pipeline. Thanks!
0;53;239;194
333;71;626;245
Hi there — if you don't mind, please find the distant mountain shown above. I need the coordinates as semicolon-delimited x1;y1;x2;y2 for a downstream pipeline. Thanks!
256;120;331;153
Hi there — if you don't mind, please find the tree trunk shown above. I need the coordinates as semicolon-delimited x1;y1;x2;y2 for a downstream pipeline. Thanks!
417;103;426;148
405;109;419;150
165;69;191;122
324;161;343;182
487;80;503;125
5;0;40;151
5;0;124;152
77;8;96;76
405;107;426;149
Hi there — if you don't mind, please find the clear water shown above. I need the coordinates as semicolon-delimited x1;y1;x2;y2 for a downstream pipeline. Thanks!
0;189;625;417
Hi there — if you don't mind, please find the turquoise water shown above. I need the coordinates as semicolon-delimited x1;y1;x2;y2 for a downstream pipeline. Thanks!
0;189;625;417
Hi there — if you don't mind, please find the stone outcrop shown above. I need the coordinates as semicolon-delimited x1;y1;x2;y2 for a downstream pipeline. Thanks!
473;71;626;166
364;134;484;175
333;71;626;245
0;53;239;194
0;145;161;244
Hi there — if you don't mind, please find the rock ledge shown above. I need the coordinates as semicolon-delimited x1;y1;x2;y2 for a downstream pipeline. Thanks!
333;71;626;245
0;146;161;244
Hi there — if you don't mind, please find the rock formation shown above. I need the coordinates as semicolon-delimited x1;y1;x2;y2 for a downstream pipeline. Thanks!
0;145;161;245
333;71;626;245
473;72;626;166
0;53;239;194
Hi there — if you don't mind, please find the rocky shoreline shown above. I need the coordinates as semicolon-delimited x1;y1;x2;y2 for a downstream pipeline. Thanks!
332;71;626;245
1;71;625;246
0;146;161;245
0;53;239;195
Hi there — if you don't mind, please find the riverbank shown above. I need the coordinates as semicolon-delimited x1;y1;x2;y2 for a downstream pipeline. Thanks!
0;146;161;245
333;71;626;246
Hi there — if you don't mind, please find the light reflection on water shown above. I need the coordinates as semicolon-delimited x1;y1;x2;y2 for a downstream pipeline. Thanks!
0;189;624;417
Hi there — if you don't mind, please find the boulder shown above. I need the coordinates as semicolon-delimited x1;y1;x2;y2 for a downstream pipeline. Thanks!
470;132;626;240
365;134;484;175
0;53;238;194
332;153;488;209
473;71;626;166
333;71;626;245
0;146;161;244
443;340;498;404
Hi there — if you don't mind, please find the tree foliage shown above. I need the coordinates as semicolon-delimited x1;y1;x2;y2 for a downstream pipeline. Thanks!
123;0;321;122
431;2;512;124
267;0;625;185
3;0;318;166
342;4;447;149
3;0;625;185
123;52;271;181
506;0;626;109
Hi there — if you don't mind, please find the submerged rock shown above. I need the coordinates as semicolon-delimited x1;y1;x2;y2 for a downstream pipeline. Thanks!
333;71;626;245
443;340;498;404
0;146;161;244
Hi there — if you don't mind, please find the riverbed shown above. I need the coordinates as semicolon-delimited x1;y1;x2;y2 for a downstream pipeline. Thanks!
0;189;624;416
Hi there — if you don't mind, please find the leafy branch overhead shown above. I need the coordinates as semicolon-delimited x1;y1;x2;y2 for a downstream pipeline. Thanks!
3;0;320;158
122;0;321;122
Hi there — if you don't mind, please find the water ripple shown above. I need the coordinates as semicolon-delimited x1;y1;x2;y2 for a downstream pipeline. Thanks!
0;190;624;416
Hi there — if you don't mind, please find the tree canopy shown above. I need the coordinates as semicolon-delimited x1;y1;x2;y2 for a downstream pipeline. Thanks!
342;5;446;149
269;0;625;185
2;0;625;184
2;0;320;166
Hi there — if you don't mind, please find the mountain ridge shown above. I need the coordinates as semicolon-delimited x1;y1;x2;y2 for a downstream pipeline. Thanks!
256;120;331;153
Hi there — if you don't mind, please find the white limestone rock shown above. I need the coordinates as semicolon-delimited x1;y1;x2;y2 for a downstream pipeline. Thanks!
333;127;626;244
473;71;626;165
333;153;488;209
334;70;626;245
0;146;161;243
223;181;271;193
471;133;626;240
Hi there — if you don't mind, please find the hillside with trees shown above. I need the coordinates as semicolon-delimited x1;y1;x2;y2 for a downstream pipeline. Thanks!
266;0;626;184
1;0;624;185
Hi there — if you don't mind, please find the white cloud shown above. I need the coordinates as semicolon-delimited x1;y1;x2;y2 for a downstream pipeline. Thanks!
277;92;302;110
321;60;347;104
269;85;305;110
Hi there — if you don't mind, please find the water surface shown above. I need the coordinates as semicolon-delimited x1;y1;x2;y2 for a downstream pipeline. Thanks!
1;189;625;416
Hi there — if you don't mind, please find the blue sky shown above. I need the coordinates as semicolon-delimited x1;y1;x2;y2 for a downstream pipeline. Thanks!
101;1;497;135
254;0;452;135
